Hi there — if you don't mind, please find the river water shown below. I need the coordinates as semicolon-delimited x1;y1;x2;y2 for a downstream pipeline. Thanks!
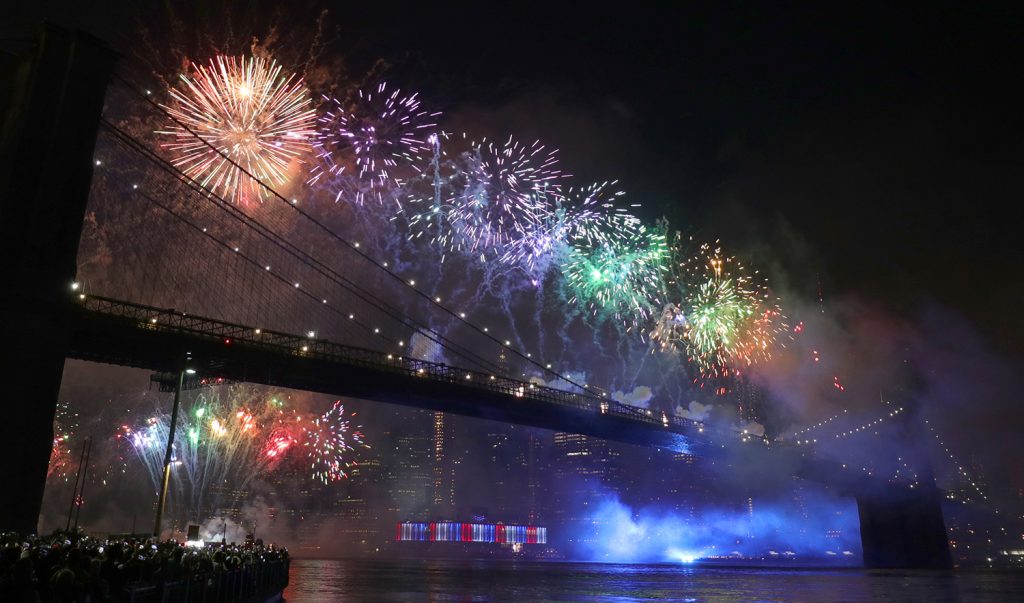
282;558;1024;602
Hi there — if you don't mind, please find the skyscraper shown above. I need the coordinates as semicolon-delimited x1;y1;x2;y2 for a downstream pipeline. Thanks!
549;432;622;545
432;411;456;514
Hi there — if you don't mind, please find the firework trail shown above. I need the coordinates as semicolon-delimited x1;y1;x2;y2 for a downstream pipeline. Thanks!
302;400;367;483
158;55;317;204
310;82;441;204
48;402;79;480
116;385;290;519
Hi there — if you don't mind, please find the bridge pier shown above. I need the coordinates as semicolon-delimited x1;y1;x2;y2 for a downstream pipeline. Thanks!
0;24;116;534
856;484;952;568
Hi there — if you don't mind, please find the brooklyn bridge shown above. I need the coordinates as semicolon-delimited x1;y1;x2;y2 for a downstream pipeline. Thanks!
0;25;957;569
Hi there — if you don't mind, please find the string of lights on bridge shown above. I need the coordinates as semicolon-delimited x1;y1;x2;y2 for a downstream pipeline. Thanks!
831;405;904;440
785;408;848;441
924;419;988;504
786;398;909;446
922;422;1012;544
786;401;994;505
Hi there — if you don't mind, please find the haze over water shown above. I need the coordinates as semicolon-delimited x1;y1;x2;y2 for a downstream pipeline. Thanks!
283;559;1024;602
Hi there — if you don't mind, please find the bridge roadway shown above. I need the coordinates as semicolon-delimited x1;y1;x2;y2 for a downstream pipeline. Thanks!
69;294;726;453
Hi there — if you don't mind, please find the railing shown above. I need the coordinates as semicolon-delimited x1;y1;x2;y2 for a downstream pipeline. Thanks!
123;559;288;603
72;293;743;441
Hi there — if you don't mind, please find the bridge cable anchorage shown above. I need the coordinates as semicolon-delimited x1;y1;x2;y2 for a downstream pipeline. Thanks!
99;119;507;377
111;73;604;399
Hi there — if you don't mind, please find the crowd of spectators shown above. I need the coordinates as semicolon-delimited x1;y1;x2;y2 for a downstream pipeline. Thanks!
0;529;289;602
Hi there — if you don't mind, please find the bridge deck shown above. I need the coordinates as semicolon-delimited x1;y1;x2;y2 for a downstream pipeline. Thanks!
67;294;906;497
68;294;723;452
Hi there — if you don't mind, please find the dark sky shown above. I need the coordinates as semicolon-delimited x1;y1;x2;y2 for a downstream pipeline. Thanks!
330;2;1023;354
8;2;1022;347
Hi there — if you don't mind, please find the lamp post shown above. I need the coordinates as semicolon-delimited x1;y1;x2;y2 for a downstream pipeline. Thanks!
153;366;195;537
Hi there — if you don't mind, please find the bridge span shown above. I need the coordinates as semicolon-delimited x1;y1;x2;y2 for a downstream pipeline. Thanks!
69;293;713;454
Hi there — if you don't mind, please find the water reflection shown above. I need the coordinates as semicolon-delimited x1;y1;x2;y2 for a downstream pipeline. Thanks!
283;558;1023;602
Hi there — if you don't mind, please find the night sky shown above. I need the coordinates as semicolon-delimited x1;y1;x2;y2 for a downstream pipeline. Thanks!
10;3;1021;349
8;1;1022;512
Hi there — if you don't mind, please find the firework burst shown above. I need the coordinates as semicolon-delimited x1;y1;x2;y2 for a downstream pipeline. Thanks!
564;215;669;325
310;82;441;204
261;408;304;471
302;401;367;483
116;385;292;516
158;55;317;204
408;134;565;260
499;181;632;274
656;241;787;378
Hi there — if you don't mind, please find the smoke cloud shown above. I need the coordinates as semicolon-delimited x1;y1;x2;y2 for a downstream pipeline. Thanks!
675;401;712;422
611;385;654;409
569;493;861;564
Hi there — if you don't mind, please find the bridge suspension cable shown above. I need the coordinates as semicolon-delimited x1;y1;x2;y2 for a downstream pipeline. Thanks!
108;72;604;399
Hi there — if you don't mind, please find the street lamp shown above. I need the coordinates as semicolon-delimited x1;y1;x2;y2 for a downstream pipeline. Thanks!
154;363;194;537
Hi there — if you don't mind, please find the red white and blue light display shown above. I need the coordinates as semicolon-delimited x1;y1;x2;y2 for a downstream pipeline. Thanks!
396;522;547;544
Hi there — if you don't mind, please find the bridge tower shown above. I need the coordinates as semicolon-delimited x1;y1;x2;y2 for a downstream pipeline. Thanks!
855;392;952;569
856;468;952;568
0;24;116;533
